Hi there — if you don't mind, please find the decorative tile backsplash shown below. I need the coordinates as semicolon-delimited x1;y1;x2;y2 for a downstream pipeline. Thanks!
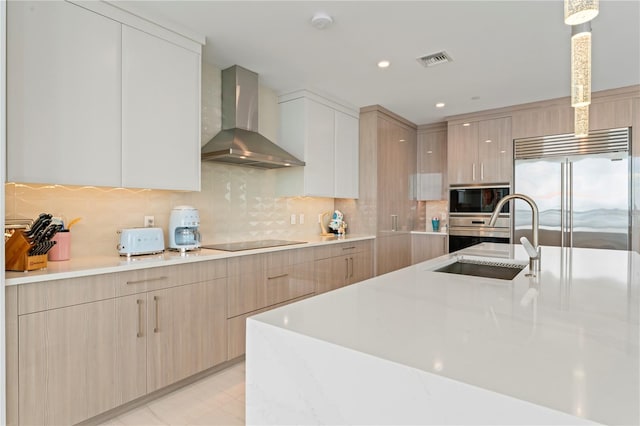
4;62;334;257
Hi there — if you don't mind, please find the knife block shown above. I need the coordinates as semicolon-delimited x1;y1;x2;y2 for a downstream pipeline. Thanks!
5;230;48;272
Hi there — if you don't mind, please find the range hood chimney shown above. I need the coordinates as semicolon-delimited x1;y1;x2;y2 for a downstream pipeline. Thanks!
201;65;305;168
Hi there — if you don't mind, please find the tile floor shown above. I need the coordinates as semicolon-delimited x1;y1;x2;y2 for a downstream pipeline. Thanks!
100;361;246;425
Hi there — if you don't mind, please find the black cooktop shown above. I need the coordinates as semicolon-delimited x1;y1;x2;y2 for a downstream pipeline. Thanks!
201;239;307;252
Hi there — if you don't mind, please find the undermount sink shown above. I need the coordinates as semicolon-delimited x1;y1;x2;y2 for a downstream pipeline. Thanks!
433;256;527;280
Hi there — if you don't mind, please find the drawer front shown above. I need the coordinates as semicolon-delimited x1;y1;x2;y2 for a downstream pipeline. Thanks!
227;293;314;360
264;261;315;308
227;253;265;277
227;273;263;318
266;246;315;269
116;259;227;296
18;274;116;315
314;239;373;260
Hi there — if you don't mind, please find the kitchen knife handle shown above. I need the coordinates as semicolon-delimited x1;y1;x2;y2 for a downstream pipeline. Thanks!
126;276;168;285
153;296;159;333
267;273;288;280
136;299;143;338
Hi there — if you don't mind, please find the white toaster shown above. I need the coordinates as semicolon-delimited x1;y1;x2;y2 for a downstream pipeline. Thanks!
117;227;165;257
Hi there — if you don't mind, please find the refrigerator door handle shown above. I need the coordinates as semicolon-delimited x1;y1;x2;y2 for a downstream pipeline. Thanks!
568;161;573;247
561;161;566;248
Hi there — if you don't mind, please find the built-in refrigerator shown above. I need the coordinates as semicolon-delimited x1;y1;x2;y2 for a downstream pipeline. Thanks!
513;127;631;250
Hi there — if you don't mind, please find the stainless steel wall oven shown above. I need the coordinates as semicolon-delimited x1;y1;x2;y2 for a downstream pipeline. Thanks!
448;186;511;252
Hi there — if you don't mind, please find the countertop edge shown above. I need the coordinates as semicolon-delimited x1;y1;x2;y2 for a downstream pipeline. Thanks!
410;230;448;236
5;235;376;286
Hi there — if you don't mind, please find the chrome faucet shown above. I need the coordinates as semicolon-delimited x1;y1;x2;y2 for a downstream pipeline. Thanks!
489;193;541;272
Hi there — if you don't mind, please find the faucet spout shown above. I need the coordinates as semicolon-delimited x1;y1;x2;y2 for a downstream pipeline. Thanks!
489;193;541;272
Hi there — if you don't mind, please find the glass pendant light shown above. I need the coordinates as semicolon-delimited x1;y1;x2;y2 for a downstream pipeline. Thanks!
565;0;599;25
574;105;589;137
571;23;591;107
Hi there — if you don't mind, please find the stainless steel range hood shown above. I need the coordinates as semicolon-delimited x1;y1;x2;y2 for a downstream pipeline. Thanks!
201;65;305;169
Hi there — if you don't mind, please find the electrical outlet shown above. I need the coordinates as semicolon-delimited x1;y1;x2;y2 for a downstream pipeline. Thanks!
299;213;305;224
144;216;155;227
290;214;296;225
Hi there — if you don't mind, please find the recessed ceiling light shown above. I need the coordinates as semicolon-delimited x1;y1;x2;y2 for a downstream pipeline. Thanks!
399;139;406;142
485;139;492;143
462;123;471;127
427;150;433;154
435;102;445;108
377;60;390;68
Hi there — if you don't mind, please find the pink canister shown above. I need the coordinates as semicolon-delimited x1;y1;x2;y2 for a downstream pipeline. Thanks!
48;231;71;261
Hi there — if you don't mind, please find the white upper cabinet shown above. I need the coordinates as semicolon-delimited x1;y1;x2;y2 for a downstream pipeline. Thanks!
121;26;201;191
7;1;122;187
334;111;359;199
276;91;359;199
7;1;202;190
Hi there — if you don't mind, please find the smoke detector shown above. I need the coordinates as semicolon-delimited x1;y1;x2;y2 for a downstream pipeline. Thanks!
417;51;453;68
311;12;333;29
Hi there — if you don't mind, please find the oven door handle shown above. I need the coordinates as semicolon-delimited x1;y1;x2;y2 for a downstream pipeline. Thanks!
471;220;486;224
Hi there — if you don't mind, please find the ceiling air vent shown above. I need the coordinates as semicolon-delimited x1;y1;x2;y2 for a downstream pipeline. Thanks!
417;51;453;67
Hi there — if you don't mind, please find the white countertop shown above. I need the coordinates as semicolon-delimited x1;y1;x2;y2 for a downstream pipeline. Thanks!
410;230;448;236
250;243;640;425
4;234;375;286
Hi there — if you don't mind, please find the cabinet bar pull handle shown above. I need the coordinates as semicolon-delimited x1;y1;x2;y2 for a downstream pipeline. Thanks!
481;163;484;181
267;273;289;280
349;257;354;279
136;299;143;338
471;220;485;224
153;295;159;333
472;163;476;181
342;246;356;251
126;276;168;285
345;258;349;280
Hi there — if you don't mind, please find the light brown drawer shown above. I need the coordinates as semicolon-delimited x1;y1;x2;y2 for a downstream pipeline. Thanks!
227;253;266;277
227;293;314;360
18;274;116;315
314;239;373;260
116;259;227;296
266;246;315;269
265;261;315;308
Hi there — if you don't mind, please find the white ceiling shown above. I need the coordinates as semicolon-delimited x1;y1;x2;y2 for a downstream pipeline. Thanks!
119;0;640;125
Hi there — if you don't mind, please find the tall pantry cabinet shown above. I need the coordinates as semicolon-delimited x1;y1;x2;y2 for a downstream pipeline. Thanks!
345;106;417;275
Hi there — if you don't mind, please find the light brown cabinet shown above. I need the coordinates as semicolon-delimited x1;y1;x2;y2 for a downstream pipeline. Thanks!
417;124;447;200
377;117;416;232
376;233;412;276
146;279;227;392
448;117;512;185
411;234;448;264
18;298;119;426
351;106;417;277
10;259;228;426
226;247;316;360
315;240;373;294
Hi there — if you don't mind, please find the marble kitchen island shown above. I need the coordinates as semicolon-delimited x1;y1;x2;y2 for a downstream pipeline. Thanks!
246;243;639;425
